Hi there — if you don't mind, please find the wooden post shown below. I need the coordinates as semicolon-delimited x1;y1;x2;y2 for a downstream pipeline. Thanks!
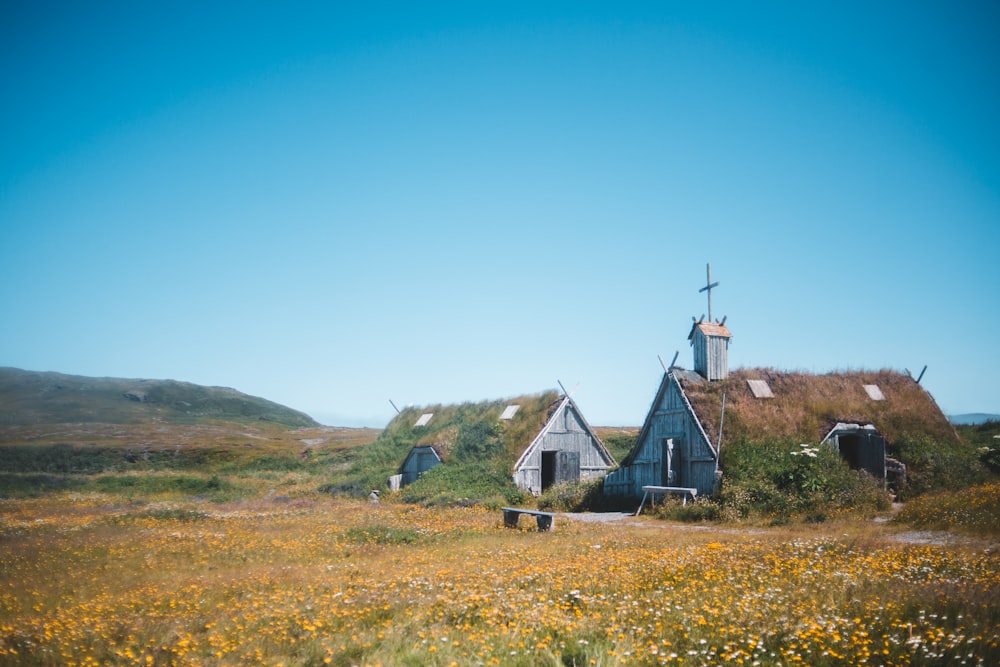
717;392;726;451
635;490;649;516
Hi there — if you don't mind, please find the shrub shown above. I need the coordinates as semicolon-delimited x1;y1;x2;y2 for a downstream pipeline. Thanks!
0;473;81;498
892;434;992;499
90;473;236;499
960;421;1000;473
536;478;607;512
108;508;209;525
399;462;524;508
650;497;722;522
979;443;1000;473
342;525;423;545
601;433;637;463
719;436;890;521
0;444;122;474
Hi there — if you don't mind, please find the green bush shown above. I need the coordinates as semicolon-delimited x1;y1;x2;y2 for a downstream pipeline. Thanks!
0;473;82;498
400;461;524;508
979;444;1000;473
90;474;236;499
957;420;1000;474
892;434;991;499
0;444;122;474
718;436;889;521
108;508;209;524
215;454;306;474
649;497;722;522
342;525;423;545
894;480;1000;537
536;478;607;512
602;433;637;463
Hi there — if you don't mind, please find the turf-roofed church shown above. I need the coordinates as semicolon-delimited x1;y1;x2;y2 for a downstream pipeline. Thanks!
604;264;957;500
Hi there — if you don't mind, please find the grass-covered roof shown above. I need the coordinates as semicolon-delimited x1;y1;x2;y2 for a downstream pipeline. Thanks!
341;391;563;500
386;390;562;463
679;368;960;448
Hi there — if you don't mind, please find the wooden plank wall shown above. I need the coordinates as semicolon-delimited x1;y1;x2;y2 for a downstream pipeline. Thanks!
513;403;612;494
604;376;719;498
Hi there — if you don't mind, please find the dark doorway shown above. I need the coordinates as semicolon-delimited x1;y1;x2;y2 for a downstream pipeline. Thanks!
831;427;886;479
839;434;864;470
541;450;579;490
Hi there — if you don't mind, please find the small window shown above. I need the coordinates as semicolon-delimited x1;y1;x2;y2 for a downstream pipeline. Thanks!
747;379;774;398
863;385;885;401
415;413;433;427
500;405;520;420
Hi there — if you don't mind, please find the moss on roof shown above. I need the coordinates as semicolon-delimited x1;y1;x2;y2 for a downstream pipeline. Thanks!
384;390;562;463
679;368;960;448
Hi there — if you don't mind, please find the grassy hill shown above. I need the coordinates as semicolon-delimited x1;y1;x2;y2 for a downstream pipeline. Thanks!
0;368;380;499
0;367;319;428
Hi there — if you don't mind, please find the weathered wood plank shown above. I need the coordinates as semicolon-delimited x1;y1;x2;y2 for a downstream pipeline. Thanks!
501;507;556;531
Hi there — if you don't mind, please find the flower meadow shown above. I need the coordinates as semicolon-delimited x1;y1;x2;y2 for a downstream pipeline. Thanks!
1;495;998;666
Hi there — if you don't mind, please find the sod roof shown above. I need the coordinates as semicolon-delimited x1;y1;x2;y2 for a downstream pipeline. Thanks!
678;368;960;448
385;390;563;462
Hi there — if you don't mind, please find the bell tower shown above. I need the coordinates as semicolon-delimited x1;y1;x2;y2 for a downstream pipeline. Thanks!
689;264;732;381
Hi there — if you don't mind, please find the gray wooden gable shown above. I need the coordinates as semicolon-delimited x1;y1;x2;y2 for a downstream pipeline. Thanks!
513;395;616;496
604;370;720;498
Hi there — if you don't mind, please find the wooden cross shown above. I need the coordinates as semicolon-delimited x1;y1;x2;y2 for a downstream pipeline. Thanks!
698;263;720;321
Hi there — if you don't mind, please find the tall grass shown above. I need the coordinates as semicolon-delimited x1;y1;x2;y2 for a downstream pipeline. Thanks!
91;472;236;500
400;461;524;508
894;479;1000;537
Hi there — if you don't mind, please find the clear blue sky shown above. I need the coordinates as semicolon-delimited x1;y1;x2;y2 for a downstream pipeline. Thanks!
2;2;998;426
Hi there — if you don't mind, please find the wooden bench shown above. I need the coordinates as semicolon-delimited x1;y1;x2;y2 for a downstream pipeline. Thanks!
635;485;699;516
501;507;556;532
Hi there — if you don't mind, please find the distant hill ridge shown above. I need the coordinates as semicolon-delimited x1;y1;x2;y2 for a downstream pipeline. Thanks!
0;368;317;428
949;413;1000;425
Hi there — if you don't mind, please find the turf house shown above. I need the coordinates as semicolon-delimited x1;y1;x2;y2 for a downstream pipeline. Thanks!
389;390;616;495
